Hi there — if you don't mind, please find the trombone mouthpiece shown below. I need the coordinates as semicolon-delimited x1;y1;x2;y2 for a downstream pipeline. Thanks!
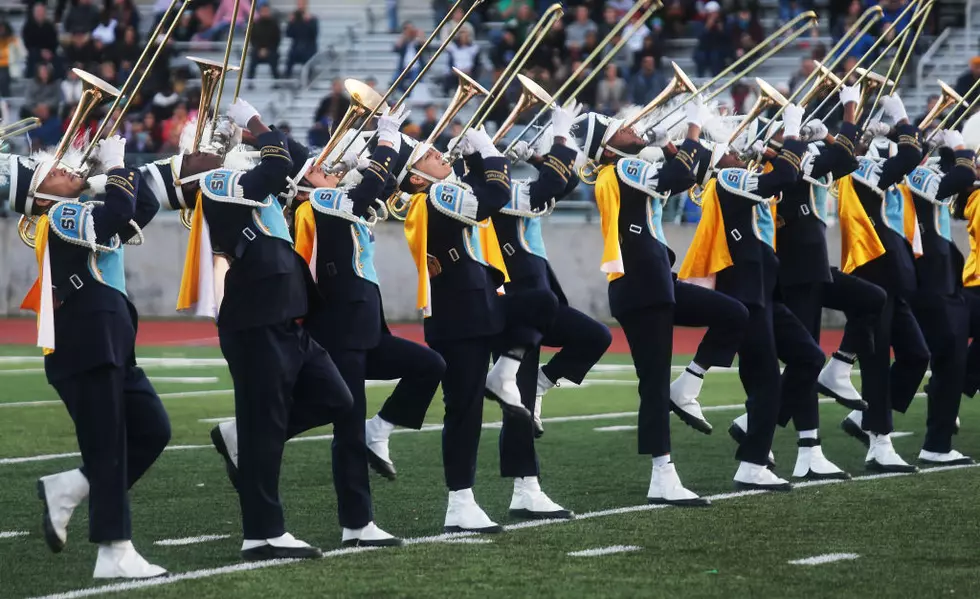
870;5;884;14
802;10;818;18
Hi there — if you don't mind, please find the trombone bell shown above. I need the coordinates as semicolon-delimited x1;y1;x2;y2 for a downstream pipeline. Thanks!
491;74;553;144
728;78;789;146
425;68;489;147
798;60;843;108
626;61;698;131
314;78;388;167
918;80;966;131
187;56;240;153
52;69;122;166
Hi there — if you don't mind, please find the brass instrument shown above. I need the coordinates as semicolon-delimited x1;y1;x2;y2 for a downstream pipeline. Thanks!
313;79;387;168
326;0;486;169
505;0;662;154
386;69;488;220
731;78;789;148
492;74;552;144
852;67;896;120
18;70;121;247
918;80;966;130
0;117;40;139
798;61;843;109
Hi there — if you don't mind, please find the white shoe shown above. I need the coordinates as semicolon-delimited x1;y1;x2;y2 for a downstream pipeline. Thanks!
647;462;709;506
533;368;554;438
38;468;89;553
341;521;403;547
92;541;167;579
865;434;917;473
727;415;776;468
918;449;975;466
365;415;396;480
817;357;867;410
509;477;573;519
241;533;322;560
733;461;792;491
669;371;712;434
840;410;869;447
792;440;850;480
444;488;503;533
210;420;239;489
485;356;532;420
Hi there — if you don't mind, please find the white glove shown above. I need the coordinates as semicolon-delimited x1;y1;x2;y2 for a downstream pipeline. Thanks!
648;126;670;148
685;95;710;128
782;103;804;139
880;93;908;124
463;126;501;158
839;85;861;107
227;98;259;128
801;118;828;142
328;149;371;173
377;104;409;150
97;135;126;170
507;139;535;163
749;139;766;157
865;121;891;138
551;101;581;141
941;129;965;149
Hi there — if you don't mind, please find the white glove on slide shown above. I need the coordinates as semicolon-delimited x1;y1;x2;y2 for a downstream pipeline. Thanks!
865;121;891;138
508;140;535;163
685;95;710;128
97;135;126;170
648;126;670;148
377;104;409;150
551;101;581;141
839;85;861;107
941;129;965;149
328;149;371;173
782;103;804;139
464;126;501;158
228;98;260;128
801;118;828;142
880;94;908;124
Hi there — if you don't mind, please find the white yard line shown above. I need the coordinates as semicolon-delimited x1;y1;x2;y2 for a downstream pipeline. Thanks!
154;535;231;547
0;369;45;375
788;553;860;566
594;425;637;432
441;538;494;545
0;389;234;410
0;531;29;539
567;545;642;557
26;463;976;599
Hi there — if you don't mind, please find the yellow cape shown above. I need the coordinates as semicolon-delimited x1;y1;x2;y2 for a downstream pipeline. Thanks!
177;191;206;312
678;179;733;286
293;201;317;269
21;214;54;354
964;188;980;287
898;184;922;258
595;164;625;281
837;175;886;274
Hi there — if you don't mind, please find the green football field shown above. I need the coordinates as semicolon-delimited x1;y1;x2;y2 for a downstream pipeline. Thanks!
1;344;979;598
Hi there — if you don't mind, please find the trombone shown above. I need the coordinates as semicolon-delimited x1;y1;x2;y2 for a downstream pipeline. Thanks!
0;117;40;140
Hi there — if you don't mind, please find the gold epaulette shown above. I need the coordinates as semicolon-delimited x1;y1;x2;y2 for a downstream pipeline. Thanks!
261;144;290;161
674;149;694;169
106;172;136;196
485;169;510;187
778;149;802;171
956;157;975;169
898;134;920;149
365;156;391;182
543;154;573;183
836;134;855;156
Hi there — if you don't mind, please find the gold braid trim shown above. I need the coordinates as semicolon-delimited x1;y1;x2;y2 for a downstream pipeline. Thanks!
261;145;291;161
836;134;855;155
106;174;136;196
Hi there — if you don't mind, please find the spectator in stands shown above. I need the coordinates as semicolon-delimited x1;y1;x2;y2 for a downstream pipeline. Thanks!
387;0;399;33
490;28;518;70
694;2;730;77
113;27;141;77
495;0;534;22
633;30;662;71
788;57;815;93
198;0;251;41
92;10;119;46
607;0;634;18
569;59;597;109
532;15;565;73
444;27;480;94
22;3;59;77
0;21;23;97
392;21;425;92
728;7;764;51
65;0;101;35
60;64;84;105
151;80;181;121
111;0;141;36
441;5;475;42
130;120;157;153
566;6;598;55
142;111;162;146
285;0;318;79
507;4;537;43
597;5;618;39
625;11;652;56
314;77;350;129
24;63;61;116
627;55;667;105
955;57;980;102
63;32;95;69
915;93;940;137
161;100;188;147
596;64;626;115
99;60;117;86
32;103;61;149
249;4;282;83
173;9;197;42
418;103;439;140
308;118;330;146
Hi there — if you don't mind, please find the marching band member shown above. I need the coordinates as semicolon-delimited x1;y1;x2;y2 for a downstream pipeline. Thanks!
679;103;811;490
955;158;980;399
833;93;929;471
903;130;976;464
393;124;559;531
486;102;609;518
585;97;748;503
151;98;354;560
11;138;171;578
728;86;886;480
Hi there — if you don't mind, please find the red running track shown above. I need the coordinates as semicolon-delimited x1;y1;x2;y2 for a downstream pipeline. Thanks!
0;318;846;355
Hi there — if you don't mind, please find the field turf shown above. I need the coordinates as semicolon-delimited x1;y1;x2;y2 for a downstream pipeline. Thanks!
0;343;978;598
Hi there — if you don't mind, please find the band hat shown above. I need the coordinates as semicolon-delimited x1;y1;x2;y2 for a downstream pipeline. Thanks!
573;112;626;163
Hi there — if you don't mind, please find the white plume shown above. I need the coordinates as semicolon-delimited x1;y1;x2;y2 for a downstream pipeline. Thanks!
223;145;259;171
530;122;587;172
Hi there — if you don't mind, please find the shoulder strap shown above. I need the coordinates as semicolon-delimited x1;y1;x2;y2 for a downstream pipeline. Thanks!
428;181;483;226
616;157;669;200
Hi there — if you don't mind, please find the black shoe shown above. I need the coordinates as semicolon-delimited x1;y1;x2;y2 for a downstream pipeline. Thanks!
509;507;574;520
647;496;711;507
728;424;776;469
817;383;869;411
241;543;322;561
733;480;793;492
484;390;532;421
341;537;404;548
670;403;713;435
532;421;544;439
794;469;852;481
367;449;397;481
37;480;64;554
865;459;918;473
444;524;504;534
210;426;240;491
841;417;870;447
